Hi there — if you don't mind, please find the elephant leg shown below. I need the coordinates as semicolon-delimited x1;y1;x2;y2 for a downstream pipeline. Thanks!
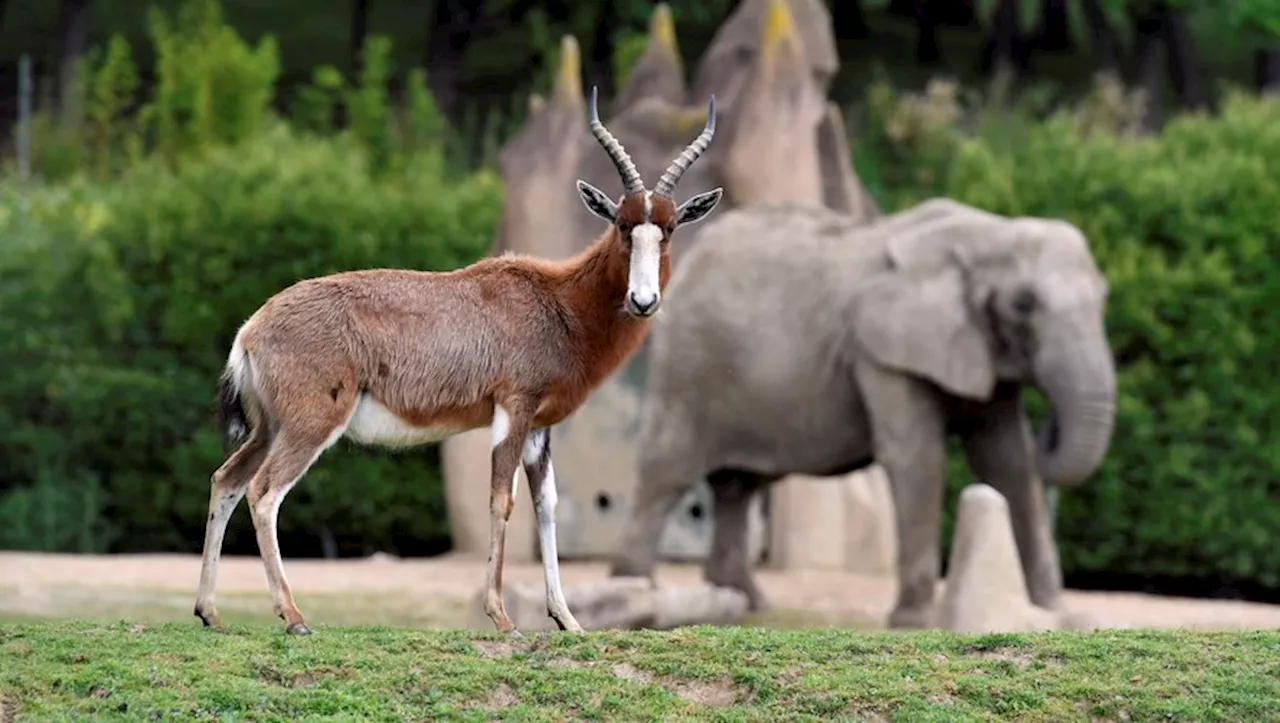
854;360;948;630
1044;484;1060;538
960;388;1064;611
609;413;704;582
704;471;769;612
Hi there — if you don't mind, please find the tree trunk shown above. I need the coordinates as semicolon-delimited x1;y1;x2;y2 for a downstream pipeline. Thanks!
886;0;915;21
1079;0;1121;74
832;0;870;39
914;0;941;64
1130;7;1166;133
1257;49;1280;96
1035;0;1071;52
980;0;1027;80
56;0;91;131
1160;3;1208;110
350;0;370;77
425;0;475;122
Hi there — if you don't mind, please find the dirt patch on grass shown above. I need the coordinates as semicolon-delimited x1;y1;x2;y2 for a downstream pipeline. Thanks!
471;640;526;659
776;665;805;685
0;693;18;723
483;683;520;710
968;647;1057;671
610;662;745;707
845;703;890;722
253;663;351;689
2;642;32;659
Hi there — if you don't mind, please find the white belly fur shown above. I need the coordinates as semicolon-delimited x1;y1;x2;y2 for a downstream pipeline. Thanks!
343;393;463;448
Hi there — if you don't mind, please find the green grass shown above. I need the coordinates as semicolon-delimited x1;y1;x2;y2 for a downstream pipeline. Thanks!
3;622;1279;721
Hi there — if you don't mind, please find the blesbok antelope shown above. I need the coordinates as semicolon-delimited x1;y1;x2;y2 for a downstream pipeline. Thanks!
192;87;723;637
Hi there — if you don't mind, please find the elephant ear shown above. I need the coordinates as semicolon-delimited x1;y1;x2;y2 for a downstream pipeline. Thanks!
854;265;997;401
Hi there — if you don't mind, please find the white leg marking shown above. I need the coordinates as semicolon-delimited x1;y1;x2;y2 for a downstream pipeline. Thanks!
521;428;545;467
492;405;518;498
491;405;511;449
524;429;581;632
628;222;663;310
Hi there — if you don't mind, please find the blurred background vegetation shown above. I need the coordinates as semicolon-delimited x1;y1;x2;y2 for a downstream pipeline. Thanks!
0;0;1278;603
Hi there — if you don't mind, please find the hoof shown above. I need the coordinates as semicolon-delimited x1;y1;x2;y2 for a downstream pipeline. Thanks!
507;629;526;641
552;614;586;634
194;608;221;628
286;623;313;636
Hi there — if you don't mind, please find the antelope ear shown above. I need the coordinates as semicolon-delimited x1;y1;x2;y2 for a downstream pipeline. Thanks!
676;187;723;226
854;267;996;401
576;180;618;223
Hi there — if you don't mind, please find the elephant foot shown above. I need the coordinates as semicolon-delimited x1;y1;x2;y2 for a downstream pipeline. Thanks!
705;569;769;613
1030;595;1063;614
887;603;936;630
744;588;771;614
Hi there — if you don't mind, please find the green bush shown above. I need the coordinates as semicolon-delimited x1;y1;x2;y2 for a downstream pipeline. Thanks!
0;123;502;556
863;88;1280;588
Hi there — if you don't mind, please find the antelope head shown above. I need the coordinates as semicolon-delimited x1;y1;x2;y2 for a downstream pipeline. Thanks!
576;86;723;318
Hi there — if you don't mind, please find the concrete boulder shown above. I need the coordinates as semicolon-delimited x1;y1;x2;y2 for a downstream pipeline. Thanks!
936;483;1060;634
765;466;896;577
840;465;897;577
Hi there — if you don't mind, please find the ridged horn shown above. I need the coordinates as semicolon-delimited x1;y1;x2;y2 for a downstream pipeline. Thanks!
587;86;644;196
652;94;716;198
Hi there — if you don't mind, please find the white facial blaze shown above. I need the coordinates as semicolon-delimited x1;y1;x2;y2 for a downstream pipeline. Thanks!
628;222;663;309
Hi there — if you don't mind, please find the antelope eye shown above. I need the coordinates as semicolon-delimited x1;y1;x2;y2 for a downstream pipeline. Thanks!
618;223;633;233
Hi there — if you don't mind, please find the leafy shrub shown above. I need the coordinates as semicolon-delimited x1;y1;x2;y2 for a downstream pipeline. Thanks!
145;0;281;163
864;88;1280;589
0;124;501;556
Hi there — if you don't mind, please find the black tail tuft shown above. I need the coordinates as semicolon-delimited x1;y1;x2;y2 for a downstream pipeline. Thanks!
214;368;249;453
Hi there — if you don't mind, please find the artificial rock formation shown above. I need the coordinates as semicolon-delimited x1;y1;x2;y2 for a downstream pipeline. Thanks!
765;466;897;577
465;577;750;632
442;0;881;566
936;483;1061;634
841;466;897;577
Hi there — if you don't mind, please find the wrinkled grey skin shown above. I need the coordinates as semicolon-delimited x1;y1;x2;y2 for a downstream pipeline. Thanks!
608;199;1118;627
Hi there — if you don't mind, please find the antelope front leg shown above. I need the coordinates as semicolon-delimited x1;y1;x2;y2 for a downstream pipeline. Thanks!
522;428;584;633
484;403;532;636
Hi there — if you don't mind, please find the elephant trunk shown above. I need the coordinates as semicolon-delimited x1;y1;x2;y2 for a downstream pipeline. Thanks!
1033;311;1117;487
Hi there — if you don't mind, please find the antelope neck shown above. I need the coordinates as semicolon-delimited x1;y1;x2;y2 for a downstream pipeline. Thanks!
556;230;647;341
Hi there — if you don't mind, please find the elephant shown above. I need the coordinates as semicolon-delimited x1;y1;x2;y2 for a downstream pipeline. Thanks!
607;198;1118;628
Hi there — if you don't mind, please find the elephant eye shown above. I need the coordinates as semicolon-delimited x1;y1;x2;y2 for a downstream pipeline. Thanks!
1011;288;1038;316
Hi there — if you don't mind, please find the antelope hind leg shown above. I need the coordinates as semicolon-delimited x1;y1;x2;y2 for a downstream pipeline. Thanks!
194;431;269;629
483;404;533;636
245;431;334;636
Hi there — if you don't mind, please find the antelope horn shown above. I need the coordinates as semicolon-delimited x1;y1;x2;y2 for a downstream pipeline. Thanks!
587;86;644;196
653;95;716;198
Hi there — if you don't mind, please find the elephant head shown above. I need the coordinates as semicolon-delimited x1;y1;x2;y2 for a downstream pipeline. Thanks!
854;201;1117;487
